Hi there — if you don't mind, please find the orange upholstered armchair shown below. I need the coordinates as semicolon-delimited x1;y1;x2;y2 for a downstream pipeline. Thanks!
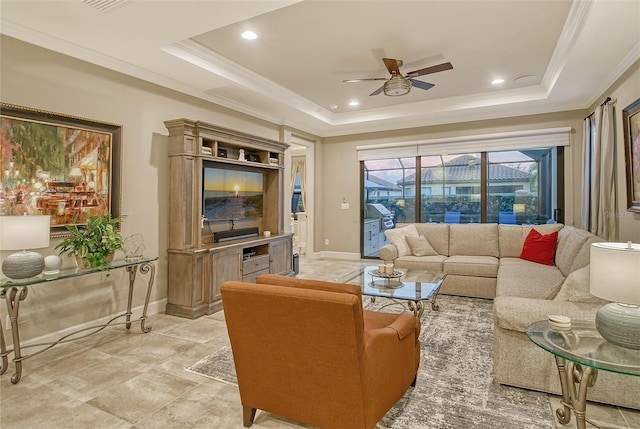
220;274;420;429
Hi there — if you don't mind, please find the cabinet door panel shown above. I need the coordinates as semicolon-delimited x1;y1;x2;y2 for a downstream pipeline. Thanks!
212;250;241;301
269;238;292;274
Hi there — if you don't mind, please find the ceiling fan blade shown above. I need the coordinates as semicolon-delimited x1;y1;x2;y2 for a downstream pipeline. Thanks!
382;58;401;75
406;62;453;78
409;79;435;91
370;85;385;96
343;77;388;83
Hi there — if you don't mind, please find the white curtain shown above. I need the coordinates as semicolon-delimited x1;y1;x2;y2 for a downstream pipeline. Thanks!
291;159;306;212
580;101;616;240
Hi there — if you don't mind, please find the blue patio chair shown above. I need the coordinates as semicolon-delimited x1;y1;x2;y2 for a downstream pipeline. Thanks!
444;211;461;224
498;211;517;224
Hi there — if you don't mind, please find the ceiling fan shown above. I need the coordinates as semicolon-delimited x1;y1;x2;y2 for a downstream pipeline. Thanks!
343;58;453;96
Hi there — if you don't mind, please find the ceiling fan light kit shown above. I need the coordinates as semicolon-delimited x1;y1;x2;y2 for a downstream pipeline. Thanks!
384;74;411;96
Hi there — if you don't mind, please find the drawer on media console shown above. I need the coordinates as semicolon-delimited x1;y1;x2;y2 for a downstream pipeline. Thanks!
242;254;270;275
243;268;270;283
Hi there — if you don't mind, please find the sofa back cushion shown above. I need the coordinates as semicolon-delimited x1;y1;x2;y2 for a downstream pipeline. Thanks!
570;235;604;273
410;223;450;255
556;226;596;276
449;223;499;257
498;224;564;258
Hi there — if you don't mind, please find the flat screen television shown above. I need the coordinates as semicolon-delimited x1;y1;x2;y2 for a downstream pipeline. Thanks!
202;163;264;220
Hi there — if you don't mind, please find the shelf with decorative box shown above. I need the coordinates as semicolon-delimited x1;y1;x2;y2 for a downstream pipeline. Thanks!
164;119;293;319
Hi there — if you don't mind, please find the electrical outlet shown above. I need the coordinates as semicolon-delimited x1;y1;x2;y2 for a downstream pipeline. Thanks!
325;239;329;246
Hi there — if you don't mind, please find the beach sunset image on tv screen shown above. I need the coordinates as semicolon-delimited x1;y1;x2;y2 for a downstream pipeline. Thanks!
203;166;264;220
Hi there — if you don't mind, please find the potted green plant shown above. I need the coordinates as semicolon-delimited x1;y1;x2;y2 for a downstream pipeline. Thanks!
56;215;125;268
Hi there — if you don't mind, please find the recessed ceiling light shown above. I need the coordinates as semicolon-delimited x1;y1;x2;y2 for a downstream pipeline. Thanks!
491;78;505;85
329;104;338;110
514;74;537;84
241;31;258;40
348;101;359;107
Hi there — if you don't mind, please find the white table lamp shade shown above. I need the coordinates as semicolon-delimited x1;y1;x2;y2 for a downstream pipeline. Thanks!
590;242;640;305
0;215;51;250
590;242;640;349
1;215;51;279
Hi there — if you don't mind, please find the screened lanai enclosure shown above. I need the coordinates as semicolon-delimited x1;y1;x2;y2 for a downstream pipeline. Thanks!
361;147;562;258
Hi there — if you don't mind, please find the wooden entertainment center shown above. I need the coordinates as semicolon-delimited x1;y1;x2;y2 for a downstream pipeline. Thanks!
164;119;293;318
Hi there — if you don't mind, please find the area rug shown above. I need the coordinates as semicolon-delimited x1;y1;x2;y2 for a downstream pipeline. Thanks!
186;295;553;429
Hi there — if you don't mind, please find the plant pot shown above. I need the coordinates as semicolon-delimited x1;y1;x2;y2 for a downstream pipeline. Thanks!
75;252;114;268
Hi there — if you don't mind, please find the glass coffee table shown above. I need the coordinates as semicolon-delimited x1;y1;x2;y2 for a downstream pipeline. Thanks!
527;320;640;429
342;266;447;317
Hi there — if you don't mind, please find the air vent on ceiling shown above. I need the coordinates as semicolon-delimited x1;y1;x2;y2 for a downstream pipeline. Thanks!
82;0;129;12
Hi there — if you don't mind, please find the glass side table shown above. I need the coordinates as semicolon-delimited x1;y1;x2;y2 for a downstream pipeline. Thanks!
527;320;640;429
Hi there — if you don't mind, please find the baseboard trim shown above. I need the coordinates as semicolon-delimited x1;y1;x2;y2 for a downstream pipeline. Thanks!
317;251;363;260
11;298;168;352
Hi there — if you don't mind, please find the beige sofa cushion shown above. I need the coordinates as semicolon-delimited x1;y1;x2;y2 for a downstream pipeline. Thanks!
556;226;593;276
441;275;496;299
444;255;499;278
498;224;564;258
554;265;608;305
408;223;450;256
405;235;438;256
569;236;603;273
394;255;447;272
449;223;499;257
497;258;565;299
385;224;419;257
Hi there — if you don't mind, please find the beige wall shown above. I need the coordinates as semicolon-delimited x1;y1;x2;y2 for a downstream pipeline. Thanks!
0;36;282;342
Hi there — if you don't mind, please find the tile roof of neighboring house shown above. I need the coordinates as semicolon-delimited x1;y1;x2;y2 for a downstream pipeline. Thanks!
365;174;402;190
403;155;530;184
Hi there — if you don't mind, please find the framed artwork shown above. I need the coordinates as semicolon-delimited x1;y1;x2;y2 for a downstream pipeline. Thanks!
623;98;640;212
0;103;122;237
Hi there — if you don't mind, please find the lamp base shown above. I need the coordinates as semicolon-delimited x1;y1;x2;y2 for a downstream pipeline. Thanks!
595;303;640;350
44;254;63;275
2;250;45;279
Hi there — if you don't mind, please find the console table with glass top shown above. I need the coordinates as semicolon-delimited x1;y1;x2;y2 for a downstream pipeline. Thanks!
527;320;640;429
0;256;158;384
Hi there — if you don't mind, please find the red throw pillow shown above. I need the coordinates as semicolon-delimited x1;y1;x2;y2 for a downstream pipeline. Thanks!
520;229;559;265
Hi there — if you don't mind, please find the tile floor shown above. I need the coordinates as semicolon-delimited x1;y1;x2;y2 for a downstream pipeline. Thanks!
0;256;638;429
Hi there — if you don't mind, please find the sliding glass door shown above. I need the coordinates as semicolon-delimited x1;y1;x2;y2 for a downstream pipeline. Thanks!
362;158;415;257
419;154;482;224
360;147;562;258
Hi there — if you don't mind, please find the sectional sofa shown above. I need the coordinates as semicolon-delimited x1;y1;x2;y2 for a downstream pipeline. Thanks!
378;222;639;409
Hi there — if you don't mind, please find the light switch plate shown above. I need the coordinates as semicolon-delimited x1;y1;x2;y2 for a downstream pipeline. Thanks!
341;203;349;209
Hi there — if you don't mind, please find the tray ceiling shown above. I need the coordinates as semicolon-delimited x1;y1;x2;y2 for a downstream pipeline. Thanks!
1;0;639;137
